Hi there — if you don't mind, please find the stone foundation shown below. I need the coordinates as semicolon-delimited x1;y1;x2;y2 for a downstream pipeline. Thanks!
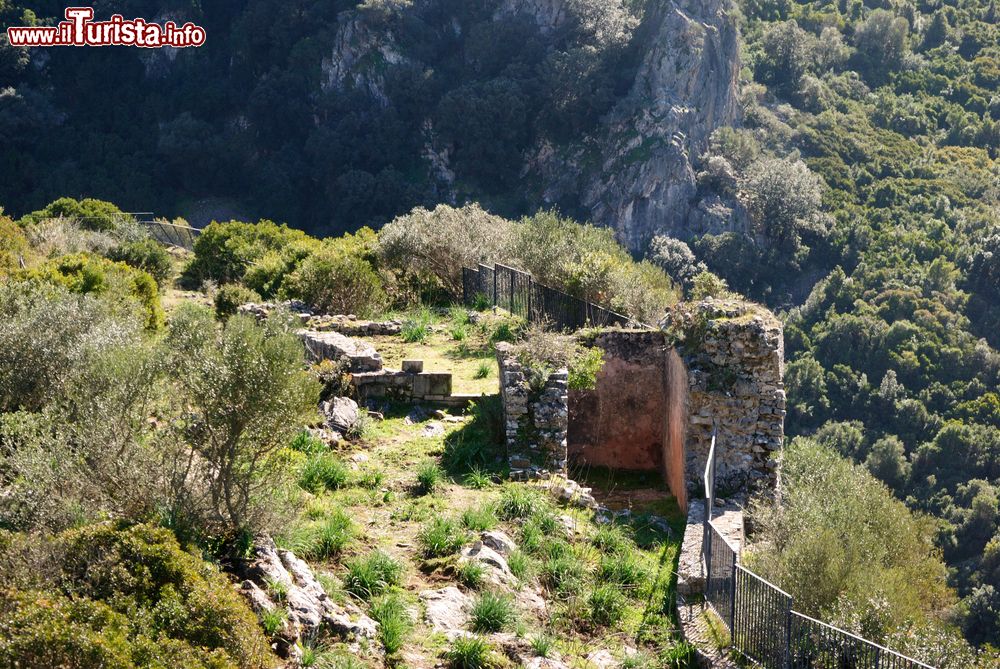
299;330;383;372
352;368;452;403
495;342;569;479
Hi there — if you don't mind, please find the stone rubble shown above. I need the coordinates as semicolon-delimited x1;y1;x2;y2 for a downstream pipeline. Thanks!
321;396;360;434
419;586;472;636
235;537;378;661
298;329;383;372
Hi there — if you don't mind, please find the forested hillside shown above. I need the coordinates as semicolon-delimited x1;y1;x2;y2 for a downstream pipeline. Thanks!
1;0;999;652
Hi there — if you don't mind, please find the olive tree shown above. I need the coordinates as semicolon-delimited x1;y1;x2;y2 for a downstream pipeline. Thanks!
740;156;826;258
166;305;320;537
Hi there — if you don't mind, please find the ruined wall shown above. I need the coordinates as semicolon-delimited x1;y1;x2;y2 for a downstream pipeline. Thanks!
495;342;569;480
496;299;784;504
663;299;785;498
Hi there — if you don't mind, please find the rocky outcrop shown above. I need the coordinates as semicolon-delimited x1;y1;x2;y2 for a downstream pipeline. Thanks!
321;396;361;434
321;14;406;106
536;0;743;250
236;537;378;660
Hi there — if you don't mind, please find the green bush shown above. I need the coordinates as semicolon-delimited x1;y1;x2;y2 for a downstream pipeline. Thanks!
20;252;164;329
214;283;262;319
0;523;271;669
183;220;318;294
748;438;954;640
21;197;128;233
283;231;386;316
107;237;173;286
343;550;403;600
287;510;355;560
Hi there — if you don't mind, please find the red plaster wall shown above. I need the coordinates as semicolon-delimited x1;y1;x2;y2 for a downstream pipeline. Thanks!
568;331;689;510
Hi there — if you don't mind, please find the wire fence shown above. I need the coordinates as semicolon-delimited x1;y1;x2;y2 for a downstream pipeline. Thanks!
462;262;632;331
702;439;936;669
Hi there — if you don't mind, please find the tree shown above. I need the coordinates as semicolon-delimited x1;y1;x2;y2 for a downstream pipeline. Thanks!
647;236;707;290
865;435;910;490
757;21;815;95
854;10;909;83
740;157;826;257
166;305;320;537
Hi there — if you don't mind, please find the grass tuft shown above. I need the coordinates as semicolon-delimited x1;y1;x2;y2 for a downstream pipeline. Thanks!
343;550;403;600
298;452;350;494
470;591;517;633
416;460;445;495
460;503;498;532
369;592;411;655
588;584;626;626
445;635;495;669
418;515;468;558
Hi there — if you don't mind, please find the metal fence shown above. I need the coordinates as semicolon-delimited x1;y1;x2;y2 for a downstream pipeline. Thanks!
461;262;631;331
702;438;935;669
141;219;201;249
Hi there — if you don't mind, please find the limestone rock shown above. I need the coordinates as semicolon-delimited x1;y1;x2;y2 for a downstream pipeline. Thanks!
459;541;515;587
322;396;360;434
480;530;517;556
420;586;472;633
299;330;382;372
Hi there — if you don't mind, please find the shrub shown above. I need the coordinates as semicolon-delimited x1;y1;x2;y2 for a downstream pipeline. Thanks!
0;282;141;413
588;585;626;626
183;220;318;294
343;550;403;600
0;215;30;272
299;453;351;494
748;438;954;639
20;252;164;329
20;197;128;233
0;523;271;669
416;460;445;495
379;204;515;296
418;516;468;558
107;237;173;286
284;232;386;316
369;592;411;655
445;635;496;669
214;283;262;319
165;307;321;537
470;592;517;632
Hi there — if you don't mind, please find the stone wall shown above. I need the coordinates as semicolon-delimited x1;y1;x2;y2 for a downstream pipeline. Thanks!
498;298;784;508
495;342;568;480
663;299;785;499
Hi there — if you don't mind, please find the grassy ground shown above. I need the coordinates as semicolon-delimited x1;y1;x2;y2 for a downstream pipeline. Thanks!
272;396;690;668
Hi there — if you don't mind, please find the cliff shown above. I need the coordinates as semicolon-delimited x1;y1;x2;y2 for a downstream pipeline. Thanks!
321;0;743;252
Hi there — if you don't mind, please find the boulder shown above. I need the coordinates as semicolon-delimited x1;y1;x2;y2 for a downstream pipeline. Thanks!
419;586;472;634
322;396;360;434
480;530;517;556
459;541;515;587
299;330;382;372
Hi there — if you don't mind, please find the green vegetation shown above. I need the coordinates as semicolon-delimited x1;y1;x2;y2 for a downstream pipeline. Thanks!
343;550;404;600
418;515;468;558
445;635;497;669
0;523;271;669
470;592;517;633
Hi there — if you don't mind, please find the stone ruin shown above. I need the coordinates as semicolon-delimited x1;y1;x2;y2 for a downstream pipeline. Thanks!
496;298;785;510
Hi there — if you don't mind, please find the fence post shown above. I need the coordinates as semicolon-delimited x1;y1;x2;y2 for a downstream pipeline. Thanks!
784;599;793;669
729;550;737;631
493;264;497;309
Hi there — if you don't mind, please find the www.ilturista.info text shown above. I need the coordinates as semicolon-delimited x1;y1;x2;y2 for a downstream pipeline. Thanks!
6;7;206;48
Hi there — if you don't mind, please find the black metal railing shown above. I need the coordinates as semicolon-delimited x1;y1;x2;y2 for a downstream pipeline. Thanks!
701;433;935;669
462;262;631;331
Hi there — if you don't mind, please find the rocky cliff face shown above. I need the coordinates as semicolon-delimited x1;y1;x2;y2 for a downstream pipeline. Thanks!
322;0;742;252
537;0;743;250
